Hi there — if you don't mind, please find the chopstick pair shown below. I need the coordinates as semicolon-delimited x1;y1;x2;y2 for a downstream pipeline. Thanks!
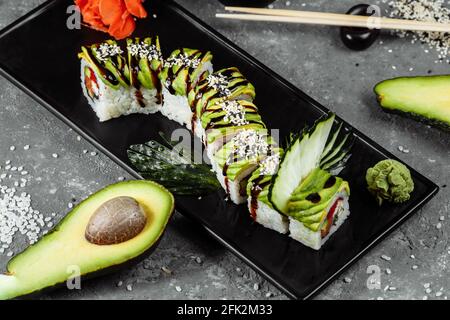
216;6;450;33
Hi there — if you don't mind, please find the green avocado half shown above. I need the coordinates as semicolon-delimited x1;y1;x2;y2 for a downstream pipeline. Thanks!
0;180;174;300
374;75;450;131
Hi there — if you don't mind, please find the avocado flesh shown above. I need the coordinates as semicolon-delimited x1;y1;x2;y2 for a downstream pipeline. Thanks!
246;148;283;207
213;131;273;181
374;75;450;131
0;180;174;300
188;68;256;117
160;49;213;97
287;168;349;231
78;47;120;89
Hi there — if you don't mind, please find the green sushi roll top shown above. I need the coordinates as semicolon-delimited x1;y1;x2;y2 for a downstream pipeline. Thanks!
188;67;256;119
159;48;213;96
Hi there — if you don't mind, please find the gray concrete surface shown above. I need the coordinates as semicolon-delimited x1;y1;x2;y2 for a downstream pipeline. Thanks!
0;0;448;300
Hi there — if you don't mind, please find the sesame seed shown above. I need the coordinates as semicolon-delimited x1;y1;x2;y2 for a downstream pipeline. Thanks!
253;283;259;291
424;283;431;289
83;150;88;154
426;288;432;294
90;151;97;156
117;281;123;287
410;254;415;259
76;136;81;141
161;266;172;274
265;292;272;297
436;222;442;229
412;265;418;270
386;268;392;275
9;146;15;151
381;255;392;261
126;284;133;291
68;203;73;209
344;277;352;283
175;286;182;292
52;153;58;158
23;145;30;150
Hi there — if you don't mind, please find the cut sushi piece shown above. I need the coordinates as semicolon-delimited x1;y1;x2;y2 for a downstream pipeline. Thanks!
124;37;164;114
212;129;274;204
247;149;289;234
79;41;130;121
287;168;350;250
202;100;266;158
79;39;163;121
188;67;256;133
269;113;336;214
159;48;213;128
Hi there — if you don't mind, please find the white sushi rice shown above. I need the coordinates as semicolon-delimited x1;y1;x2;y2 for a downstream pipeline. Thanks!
160;61;213;129
160;87;194;129
80;60;160;122
248;198;289;234
289;191;350;250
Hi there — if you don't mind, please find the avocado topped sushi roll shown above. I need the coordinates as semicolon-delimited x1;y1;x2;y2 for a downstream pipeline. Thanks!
268;113;354;249
246;149;289;234
79;37;164;121
203;100;266;158
212;129;275;204
287;168;350;250
124;37;164;113
159;48;213;129
188;67;256;133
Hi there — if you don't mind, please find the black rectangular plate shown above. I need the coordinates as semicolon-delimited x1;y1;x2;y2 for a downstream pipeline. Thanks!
0;0;439;299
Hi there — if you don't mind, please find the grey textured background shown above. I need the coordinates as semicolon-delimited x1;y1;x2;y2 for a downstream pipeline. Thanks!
0;0;448;300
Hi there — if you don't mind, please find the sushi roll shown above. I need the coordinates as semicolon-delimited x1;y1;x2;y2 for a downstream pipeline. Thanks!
188;67;256;136
268;114;354;250
287;168;350;250
159;49;213;129
212;129;274;204
124;37;164;114
246;149;289;234
202;100;266;159
79;40;130;121
79;38;163;121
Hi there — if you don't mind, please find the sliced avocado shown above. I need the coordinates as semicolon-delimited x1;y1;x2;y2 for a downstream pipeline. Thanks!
93;40;129;88
213;129;273;181
246;148;283;207
206;122;266;147
125;37;163;90
188;67;256;118
160;48;213;96
0;180;174;300
374;75;450;131
78;47;120;89
288;177;346;217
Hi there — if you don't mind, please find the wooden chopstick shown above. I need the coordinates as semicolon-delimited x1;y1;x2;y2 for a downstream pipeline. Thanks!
215;6;450;33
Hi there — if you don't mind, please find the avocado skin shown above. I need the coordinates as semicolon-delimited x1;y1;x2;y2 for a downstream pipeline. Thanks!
374;75;450;131
10;236;165;300
2;180;174;300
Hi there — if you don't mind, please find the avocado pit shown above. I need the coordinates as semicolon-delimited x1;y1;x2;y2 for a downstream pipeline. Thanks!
85;196;147;245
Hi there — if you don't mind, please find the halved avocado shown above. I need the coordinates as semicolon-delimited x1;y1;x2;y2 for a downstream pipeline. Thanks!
0;180;174;300
374;75;450;131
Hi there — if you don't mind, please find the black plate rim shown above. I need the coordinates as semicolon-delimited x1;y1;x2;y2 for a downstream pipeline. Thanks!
0;0;439;300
